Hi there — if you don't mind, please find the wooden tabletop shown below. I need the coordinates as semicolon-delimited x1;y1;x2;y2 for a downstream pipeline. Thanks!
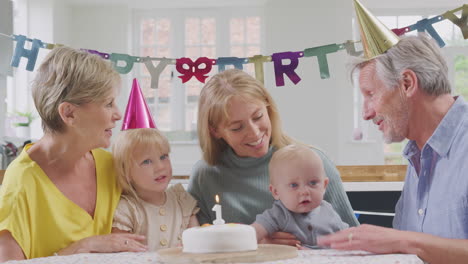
0;165;407;185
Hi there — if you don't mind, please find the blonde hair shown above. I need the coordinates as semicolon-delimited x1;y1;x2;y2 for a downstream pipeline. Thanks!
198;69;296;165
112;128;171;200
32;46;120;134
269;144;324;185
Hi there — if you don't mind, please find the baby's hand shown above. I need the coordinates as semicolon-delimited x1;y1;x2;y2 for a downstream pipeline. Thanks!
296;244;310;250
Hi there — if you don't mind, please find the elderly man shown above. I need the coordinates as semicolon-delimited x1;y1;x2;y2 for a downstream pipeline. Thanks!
318;1;468;263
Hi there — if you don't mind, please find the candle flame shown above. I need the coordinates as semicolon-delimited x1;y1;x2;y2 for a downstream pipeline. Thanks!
215;194;219;203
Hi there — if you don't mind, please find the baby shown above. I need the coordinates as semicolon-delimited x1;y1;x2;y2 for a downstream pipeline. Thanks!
252;144;348;248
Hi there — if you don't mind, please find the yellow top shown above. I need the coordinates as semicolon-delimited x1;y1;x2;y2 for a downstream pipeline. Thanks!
0;144;121;259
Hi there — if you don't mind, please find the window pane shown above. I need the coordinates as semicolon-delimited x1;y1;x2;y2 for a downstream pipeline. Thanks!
201;18;216;45
141;19;155;45
186;79;202;97
157;103;170;131
230;18;244;44
231;45;244;57
246;45;260;57
159;76;171;100
186;18;200;45
243;63;256;77
384;155;407;165
246;17;260;44
201;47;216;58
384;140;408;165
186;46;200;58
455;55;468;100
140;77;154;100
185;102;198;131
156;19;170;45
156;47;170;57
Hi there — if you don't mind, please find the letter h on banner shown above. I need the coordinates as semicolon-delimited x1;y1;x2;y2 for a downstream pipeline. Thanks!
10;35;43;72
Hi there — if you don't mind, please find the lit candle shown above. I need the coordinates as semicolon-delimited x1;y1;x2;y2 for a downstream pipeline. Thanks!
212;194;225;225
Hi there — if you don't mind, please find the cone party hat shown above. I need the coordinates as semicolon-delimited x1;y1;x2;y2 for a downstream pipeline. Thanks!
353;0;400;59
121;78;156;130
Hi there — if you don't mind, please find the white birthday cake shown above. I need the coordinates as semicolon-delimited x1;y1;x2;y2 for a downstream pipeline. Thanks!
182;223;258;253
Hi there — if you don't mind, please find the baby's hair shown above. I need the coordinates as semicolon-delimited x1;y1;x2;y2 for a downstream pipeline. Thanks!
112;128;170;200
269;144;324;184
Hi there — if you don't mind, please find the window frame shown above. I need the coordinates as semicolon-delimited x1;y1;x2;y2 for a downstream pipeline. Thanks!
132;7;265;144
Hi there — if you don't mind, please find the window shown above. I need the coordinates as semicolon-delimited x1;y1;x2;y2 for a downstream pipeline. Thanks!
134;8;263;142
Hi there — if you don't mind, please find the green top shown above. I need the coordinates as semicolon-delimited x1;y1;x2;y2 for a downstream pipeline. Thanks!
188;146;359;227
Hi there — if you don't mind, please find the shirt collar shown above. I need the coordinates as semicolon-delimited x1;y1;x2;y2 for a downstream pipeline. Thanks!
403;96;468;158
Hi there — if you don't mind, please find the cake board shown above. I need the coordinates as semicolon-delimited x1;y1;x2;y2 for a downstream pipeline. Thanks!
157;244;298;263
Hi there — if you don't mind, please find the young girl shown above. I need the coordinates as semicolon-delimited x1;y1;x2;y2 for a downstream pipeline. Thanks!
111;128;199;251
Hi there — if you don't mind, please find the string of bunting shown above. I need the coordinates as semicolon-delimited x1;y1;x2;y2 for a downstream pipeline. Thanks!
2;4;468;88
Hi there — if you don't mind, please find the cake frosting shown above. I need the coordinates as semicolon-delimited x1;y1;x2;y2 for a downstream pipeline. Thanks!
182;223;258;253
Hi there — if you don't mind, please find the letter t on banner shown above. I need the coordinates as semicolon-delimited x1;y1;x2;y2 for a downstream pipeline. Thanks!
271;51;304;87
217;57;247;72
304;44;341;79
248;55;271;84
409;16;446;47
10;35;43;72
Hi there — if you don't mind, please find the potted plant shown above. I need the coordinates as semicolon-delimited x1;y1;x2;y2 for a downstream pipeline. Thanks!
11;111;36;139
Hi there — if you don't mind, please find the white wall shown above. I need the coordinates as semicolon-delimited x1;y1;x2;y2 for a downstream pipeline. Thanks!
263;0;385;165
0;0;13;140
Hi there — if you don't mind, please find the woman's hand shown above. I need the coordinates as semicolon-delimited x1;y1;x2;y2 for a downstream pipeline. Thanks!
259;231;300;247
57;233;148;255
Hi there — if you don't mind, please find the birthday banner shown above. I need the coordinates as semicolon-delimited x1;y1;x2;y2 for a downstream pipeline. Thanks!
3;5;468;88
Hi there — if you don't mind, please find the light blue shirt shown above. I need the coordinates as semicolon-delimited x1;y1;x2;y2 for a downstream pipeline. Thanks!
393;96;468;239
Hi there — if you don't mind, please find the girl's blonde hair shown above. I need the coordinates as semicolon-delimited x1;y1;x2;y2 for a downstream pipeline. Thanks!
198;69;295;165
32;46;120;134
112;128;170;200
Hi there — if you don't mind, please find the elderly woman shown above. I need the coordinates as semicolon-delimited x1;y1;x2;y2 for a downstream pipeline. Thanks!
188;69;358;246
0;47;147;261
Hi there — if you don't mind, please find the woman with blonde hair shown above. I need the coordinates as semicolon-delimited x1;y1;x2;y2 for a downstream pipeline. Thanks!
188;69;358;246
0;46;146;261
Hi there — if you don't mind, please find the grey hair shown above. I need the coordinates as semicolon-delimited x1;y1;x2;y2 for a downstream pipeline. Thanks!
350;33;451;96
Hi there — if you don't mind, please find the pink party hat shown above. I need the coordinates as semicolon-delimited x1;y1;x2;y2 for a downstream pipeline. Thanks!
121;78;156;130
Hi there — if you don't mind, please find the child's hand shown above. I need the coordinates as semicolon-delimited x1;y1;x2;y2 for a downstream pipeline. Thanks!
296;244;310;250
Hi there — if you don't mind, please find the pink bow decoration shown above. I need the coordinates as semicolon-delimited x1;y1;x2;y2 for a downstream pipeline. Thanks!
176;57;216;83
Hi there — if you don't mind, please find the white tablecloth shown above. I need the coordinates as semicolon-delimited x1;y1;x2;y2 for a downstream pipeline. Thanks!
5;249;423;264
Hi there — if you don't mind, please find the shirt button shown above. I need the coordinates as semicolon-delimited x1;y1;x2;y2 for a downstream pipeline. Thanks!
307;225;313;231
160;239;168;246
160;224;167;231
418;209;424;215
159;207;166;216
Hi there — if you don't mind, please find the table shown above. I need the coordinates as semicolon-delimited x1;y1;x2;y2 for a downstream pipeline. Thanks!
4;249;423;264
